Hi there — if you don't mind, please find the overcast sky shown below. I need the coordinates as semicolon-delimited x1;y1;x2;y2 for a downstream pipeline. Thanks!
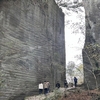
62;7;85;65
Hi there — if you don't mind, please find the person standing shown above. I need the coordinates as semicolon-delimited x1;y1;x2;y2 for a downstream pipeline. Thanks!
64;80;68;88
74;77;78;87
46;81;50;93
56;81;60;89
38;82;43;94
43;81;48;95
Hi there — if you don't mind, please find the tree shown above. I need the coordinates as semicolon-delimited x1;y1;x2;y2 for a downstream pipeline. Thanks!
74;64;84;84
66;61;75;82
82;43;100;90
74;42;100;89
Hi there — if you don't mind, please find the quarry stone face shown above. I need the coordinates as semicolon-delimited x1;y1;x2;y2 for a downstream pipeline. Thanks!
83;0;100;89
0;0;65;100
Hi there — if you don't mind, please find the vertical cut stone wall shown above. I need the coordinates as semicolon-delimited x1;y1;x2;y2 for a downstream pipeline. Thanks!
0;0;65;100
83;0;100;89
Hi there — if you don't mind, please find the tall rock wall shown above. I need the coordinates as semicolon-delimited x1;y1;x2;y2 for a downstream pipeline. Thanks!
0;0;65;100
83;0;100;89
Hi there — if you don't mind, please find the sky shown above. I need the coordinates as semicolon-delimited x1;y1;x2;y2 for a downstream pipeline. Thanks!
55;0;85;83
63;7;85;65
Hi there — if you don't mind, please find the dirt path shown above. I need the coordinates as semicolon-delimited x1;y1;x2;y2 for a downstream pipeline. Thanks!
25;87;75;100
25;91;56;100
25;87;100;100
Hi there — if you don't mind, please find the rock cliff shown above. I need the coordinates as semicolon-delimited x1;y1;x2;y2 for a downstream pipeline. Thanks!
83;0;100;89
0;0;65;100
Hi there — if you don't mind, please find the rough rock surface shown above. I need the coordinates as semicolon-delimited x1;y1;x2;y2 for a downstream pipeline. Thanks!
83;0;100;89
0;0;65;100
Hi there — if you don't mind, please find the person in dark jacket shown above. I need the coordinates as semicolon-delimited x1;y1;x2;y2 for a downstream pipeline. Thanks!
74;77;78;87
64;80;68;88
56;81;60;89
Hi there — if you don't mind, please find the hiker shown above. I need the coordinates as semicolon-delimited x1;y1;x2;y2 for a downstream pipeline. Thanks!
74;77;78;87
38;82;43;94
56;81;60;89
64;80;68;88
46;81;50;93
43;81;48;95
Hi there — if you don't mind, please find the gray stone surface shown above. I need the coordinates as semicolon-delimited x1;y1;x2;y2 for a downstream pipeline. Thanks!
0;0;65;100
83;0;100;89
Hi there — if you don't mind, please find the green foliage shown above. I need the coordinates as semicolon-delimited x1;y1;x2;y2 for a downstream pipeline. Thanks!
85;43;100;62
66;61;75;81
